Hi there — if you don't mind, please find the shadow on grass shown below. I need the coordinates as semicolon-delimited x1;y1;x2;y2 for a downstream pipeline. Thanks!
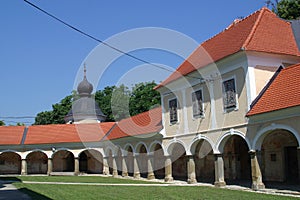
18;187;52;200
0;177;51;199
264;181;300;192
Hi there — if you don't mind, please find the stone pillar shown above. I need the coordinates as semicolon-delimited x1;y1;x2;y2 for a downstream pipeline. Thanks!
112;157;118;177
21;159;27;175
249;150;265;190
147;155;155;180
187;155;197;184
214;153;226;187
102;157;110;175
133;155;140;179
47;158;53;175
74;157;79;176
122;157;128;177
164;156;173;182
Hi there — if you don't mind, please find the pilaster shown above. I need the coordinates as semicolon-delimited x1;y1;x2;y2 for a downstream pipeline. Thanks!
249;150;265;190
74;157;79;176
147;155;155;180
164;156;173;182
133;156;140;179
214;153;226;187
47;158;53;175
122;157;128;177
187;155;197;184
102;157;110;175
21;159;27;175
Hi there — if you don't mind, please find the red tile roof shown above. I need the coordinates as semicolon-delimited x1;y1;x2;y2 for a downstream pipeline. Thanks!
0;126;25;145
25;122;115;144
105;106;162;140
155;8;300;90
247;63;300;116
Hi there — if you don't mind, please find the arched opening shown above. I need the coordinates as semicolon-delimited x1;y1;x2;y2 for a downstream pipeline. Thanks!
52;150;74;172
79;149;103;174
194;140;215;183
27;151;48;174
125;146;134;177
261;129;299;184
0;152;21;174
116;148;123;176
153;143;165;179
137;144;148;178
171;143;187;181
223;135;251;186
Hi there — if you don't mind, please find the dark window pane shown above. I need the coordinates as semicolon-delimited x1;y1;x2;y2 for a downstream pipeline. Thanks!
223;79;236;109
192;90;203;117
169;99;178;123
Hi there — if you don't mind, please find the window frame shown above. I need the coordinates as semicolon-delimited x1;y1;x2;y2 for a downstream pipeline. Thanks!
191;88;205;119
168;98;178;124
222;76;238;112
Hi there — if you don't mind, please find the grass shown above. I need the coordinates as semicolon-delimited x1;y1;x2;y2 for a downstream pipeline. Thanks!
0;176;298;200
6;175;158;184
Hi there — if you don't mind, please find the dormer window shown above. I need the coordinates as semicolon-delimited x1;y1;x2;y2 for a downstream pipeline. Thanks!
169;98;178;124
223;78;237;110
192;90;204;118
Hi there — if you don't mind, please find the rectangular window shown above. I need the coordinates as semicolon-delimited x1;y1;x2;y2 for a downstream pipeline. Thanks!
192;90;204;117
169;98;178;124
223;78;237;110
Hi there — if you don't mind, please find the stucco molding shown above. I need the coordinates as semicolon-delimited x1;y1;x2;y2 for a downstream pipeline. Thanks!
188;134;218;155
252;123;300;150
215;129;251;153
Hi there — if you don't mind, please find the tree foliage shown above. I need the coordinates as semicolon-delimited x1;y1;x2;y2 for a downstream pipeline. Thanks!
0;120;5;126
129;82;161;116
277;0;300;20
34;82;161;125
267;0;300;20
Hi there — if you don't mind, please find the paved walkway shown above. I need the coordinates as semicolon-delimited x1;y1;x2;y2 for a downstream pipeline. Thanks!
0;181;31;200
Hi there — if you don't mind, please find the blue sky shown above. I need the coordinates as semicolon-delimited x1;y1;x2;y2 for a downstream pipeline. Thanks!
0;0;267;125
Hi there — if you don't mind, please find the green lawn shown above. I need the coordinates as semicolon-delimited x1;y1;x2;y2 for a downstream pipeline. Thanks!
0;176;297;200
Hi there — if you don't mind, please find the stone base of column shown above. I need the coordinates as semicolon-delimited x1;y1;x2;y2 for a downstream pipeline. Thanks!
147;173;155;180
187;178;197;184
164;176;173;182
252;182;265;190
134;173;140;179
74;172;79;176
214;181;226;187
122;172;128;177
21;172;27;176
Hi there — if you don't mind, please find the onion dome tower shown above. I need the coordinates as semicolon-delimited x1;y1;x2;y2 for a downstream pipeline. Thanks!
64;65;106;124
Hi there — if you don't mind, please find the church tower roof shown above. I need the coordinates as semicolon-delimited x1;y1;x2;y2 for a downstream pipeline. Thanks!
77;64;93;96
64;65;106;124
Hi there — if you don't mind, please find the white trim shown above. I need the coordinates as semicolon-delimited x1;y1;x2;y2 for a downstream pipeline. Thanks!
123;143;135;156
165;138;188;155
208;81;217;129
246;66;257;109
188;134;217;154
182;90;189;134
25;149;48;159
104;146;115;157
134;141;149;153
252;124;300;150
215;129;251;153
148;140;164;153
